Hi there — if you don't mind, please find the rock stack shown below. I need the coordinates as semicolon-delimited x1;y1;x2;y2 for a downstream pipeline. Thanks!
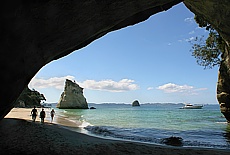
132;100;140;106
56;79;88;109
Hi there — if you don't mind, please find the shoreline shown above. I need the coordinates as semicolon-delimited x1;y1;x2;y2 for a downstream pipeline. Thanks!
1;108;230;155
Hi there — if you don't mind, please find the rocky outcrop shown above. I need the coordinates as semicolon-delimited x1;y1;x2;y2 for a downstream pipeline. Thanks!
132;100;140;106
15;86;45;108
161;136;183;146
217;46;230;123
56;79;88;109
1;1;230;122
184;0;230;122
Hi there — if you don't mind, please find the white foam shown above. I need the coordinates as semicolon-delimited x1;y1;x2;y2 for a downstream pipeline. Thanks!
79;120;92;128
216;122;228;124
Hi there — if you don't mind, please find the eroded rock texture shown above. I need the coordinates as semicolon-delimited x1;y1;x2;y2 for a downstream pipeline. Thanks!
1;0;230;122
57;79;88;109
217;47;230;123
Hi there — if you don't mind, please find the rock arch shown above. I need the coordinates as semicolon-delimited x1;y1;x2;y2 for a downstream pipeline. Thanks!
1;0;230;122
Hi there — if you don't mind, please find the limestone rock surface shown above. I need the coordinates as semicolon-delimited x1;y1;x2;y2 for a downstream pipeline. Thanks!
56;79;88;109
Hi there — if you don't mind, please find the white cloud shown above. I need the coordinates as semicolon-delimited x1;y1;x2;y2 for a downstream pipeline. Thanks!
156;83;207;95
29;75;74;90
157;83;193;93
184;17;194;23
189;30;195;34
178;36;195;43
29;76;139;92
81;79;139;92
185;37;195;42
147;87;154;90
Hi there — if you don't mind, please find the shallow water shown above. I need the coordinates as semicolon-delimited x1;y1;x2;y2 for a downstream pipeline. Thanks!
54;103;230;149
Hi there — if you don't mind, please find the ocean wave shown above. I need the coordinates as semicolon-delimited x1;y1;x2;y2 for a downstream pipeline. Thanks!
78;120;92;128
85;126;168;144
84;125;230;149
84;126;113;136
56;104;229;149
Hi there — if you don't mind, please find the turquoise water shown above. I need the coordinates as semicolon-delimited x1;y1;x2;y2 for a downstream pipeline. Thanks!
54;103;230;149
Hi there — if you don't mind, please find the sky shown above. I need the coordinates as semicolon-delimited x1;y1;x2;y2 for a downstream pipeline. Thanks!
29;3;219;104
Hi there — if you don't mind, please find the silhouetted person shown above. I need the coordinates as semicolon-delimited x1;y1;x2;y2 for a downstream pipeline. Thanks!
50;109;55;122
40;108;46;123
31;106;38;122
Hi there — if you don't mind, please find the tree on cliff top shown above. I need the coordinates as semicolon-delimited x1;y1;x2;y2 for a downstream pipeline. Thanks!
15;86;46;107
190;15;226;69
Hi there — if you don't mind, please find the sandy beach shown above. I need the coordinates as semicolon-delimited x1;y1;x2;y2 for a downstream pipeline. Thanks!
1;108;230;155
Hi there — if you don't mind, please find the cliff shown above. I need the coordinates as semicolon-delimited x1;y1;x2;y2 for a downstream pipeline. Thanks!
56;79;88;109
15;87;45;108
184;0;230;122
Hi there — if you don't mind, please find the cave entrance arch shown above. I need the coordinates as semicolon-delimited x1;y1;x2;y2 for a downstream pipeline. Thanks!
1;1;230;122
30;3;217;106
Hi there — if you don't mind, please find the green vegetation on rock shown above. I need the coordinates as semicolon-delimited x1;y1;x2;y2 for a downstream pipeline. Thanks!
190;15;226;69
15;86;46;108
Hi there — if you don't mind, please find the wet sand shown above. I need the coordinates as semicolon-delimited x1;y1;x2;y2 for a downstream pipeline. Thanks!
1;108;230;155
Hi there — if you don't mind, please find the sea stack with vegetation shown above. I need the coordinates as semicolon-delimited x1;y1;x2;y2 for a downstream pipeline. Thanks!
56;79;88;109
15;86;46;108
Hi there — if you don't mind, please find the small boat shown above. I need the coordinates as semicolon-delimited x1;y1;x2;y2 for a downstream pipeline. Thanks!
180;103;203;109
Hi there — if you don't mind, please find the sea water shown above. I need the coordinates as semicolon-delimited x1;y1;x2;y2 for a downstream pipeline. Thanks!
53;103;230;149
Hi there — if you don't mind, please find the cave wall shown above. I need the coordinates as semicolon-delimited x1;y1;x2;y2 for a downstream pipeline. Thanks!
217;46;230;122
1;0;230;121
184;0;230;47
184;0;230;122
0;0;182;120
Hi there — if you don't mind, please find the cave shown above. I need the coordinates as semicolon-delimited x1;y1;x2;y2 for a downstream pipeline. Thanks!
1;0;230;122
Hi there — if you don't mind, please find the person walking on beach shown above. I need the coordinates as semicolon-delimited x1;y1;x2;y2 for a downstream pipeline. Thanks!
40;108;46;123
31;106;38;122
50;109;55;122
